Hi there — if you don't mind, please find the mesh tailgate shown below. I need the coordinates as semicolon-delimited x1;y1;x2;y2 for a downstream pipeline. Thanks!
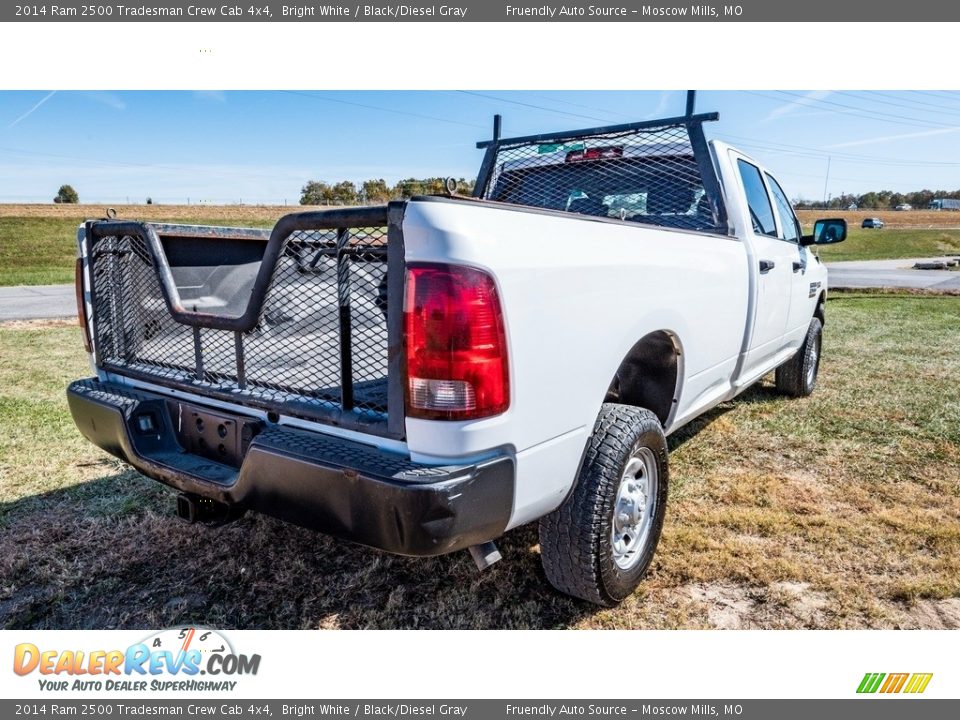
88;213;398;436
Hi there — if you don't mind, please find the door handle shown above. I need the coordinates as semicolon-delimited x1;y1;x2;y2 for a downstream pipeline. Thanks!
759;259;775;274
792;261;804;273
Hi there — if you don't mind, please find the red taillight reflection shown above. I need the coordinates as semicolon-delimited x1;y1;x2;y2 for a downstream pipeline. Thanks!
403;264;509;420
566;146;623;163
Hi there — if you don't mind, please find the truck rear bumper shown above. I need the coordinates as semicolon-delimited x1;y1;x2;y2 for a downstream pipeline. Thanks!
66;378;514;557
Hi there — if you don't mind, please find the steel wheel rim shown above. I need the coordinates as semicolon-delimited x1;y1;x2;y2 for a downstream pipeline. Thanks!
611;446;658;570
807;333;821;387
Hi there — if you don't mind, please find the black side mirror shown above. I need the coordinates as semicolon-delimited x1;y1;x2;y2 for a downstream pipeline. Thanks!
801;218;847;246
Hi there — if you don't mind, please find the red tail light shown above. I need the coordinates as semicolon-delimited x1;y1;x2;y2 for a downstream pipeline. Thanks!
75;258;92;353
404;264;509;420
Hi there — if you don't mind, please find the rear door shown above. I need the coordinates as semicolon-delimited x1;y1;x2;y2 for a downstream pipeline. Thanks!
734;155;795;374
765;171;815;346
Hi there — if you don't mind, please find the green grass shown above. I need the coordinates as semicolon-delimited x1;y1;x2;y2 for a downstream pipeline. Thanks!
1;295;959;629
3;216;960;286
815;227;960;262
0;216;274;286
0;218;81;285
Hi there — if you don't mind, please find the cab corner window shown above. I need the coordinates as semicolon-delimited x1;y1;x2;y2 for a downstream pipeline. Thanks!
765;172;800;243
736;159;777;237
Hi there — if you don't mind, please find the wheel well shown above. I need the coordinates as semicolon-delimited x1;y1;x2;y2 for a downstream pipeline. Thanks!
815;291;826;325
603;331;681;427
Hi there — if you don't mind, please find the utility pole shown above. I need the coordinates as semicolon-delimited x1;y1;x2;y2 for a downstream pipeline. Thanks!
822;156;832;208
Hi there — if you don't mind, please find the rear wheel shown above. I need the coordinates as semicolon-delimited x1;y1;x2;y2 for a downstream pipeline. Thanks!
539;403;669;606
775;317;822;398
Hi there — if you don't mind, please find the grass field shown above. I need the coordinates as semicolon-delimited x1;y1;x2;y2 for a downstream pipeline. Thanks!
0;205;284;286
795;208;960;228
1;294;958;629
2;204;960;286
812;227;960;263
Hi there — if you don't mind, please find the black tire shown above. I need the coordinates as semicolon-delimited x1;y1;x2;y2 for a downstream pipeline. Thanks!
539;403;669;606
775;317;822;398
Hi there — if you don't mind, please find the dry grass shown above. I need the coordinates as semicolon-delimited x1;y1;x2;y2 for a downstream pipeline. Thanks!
9;205;960;226
815;228;960;263
4;205;960;285
0;205;308;286
796;209;960;261
796;209;960;229
1;297;959;630
0;203;307;221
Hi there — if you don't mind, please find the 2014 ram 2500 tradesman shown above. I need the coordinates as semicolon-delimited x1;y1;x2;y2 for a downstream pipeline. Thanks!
67;112;846;605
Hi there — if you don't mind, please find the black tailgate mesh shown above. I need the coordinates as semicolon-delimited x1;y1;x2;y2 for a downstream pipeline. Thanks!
89;223;391;429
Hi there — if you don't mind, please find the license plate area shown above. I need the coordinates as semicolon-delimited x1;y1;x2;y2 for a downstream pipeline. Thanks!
170;402;262;468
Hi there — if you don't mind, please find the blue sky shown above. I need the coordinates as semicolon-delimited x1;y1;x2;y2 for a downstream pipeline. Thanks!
2;90;960;204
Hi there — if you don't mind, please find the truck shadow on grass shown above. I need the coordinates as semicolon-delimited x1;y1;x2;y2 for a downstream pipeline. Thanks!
0;389;769;631
0;467;587;630
667;381;778;452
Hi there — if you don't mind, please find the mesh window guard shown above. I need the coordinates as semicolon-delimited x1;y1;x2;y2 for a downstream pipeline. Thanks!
475;113;728;234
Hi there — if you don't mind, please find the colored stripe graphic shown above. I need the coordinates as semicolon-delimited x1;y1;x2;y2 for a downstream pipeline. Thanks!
857;672;932;694
880;673;909;693
857;673;885;693
904;673;933;694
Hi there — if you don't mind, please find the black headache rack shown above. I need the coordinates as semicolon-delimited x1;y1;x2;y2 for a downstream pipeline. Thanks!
473;112;729;234
85;204;407;440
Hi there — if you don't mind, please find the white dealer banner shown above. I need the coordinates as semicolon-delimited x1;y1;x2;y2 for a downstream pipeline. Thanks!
2;630;955;699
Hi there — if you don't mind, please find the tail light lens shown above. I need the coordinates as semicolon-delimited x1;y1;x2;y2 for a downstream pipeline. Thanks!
404;263;509;420
75;257;92;353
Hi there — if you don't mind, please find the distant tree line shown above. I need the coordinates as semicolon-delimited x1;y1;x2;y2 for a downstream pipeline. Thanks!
795;189;960;210
300;177;475;206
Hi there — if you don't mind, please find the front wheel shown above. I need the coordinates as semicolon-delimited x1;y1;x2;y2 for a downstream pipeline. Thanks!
775;317;823;398
539;403;669;606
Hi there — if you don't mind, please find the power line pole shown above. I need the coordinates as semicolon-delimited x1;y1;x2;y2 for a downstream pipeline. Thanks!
822;156;832;207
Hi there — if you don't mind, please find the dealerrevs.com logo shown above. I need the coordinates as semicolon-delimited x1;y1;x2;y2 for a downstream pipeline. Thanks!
13;627;261;692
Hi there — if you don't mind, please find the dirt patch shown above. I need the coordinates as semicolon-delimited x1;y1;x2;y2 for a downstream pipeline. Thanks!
896;599;960;629
769;581;832;626
687;584;758;629
685;581;832;629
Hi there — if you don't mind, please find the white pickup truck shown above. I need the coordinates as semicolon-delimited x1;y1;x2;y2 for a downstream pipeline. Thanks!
68;112;846;605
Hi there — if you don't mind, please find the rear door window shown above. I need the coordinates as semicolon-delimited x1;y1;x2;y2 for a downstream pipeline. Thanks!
765;173;801;243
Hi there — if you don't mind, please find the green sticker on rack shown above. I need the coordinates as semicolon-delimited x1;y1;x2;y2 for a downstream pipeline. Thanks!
537;142;584;154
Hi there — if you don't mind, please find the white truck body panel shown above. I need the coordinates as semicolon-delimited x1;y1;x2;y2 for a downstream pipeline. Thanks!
400;197;751;526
